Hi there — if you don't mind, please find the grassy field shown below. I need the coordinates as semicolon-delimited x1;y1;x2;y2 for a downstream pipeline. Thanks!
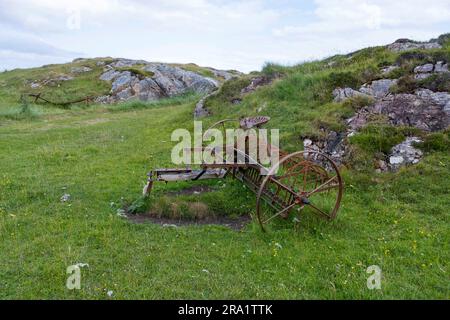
0;46;449;299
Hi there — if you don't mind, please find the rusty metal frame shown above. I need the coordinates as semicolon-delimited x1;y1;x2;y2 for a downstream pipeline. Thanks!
143;116;343;231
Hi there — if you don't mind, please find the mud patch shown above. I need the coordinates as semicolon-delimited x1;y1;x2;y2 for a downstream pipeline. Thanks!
165;185;215;196
127;214;251;231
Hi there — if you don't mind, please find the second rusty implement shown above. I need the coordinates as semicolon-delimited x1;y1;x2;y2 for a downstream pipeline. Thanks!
143;116;343;231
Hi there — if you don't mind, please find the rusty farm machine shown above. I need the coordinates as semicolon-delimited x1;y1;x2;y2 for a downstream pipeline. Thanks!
143;116;343;231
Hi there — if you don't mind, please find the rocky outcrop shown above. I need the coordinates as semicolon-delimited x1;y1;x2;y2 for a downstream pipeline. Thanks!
387;38;441;52
241;76;274;94
194;90;220;118
414;61;449;80
97;59;222;103
303;131;348;166
347;93;449;132
359;79;397;99
333;78;397;102
321;55;450;171
71;66;92;74
332;87;367;102
388;137;423;171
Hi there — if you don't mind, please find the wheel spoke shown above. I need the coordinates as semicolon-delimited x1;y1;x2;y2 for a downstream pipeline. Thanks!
306;175;337;197
262;202;297;224
307;202;331;219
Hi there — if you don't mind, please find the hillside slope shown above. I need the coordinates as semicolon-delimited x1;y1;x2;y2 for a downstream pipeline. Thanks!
0;57;238;119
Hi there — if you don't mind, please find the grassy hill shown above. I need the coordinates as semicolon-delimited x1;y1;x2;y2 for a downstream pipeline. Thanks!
0;41;449;299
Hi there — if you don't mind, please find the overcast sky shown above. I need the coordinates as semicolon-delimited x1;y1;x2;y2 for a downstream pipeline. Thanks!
1;0;449;72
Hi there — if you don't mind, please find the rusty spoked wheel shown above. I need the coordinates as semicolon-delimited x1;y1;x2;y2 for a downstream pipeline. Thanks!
256;151;343;232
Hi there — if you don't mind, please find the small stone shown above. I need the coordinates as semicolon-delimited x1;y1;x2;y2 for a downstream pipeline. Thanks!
60;194;71;202
389;156;404;165
434;61;449;73
303;139;313;147
414;63;434;73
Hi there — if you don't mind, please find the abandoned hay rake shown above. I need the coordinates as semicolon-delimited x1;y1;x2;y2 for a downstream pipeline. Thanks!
143;116;343;231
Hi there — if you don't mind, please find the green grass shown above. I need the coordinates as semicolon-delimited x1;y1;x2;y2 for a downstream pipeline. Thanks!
0;100;448;299
0;45;449;299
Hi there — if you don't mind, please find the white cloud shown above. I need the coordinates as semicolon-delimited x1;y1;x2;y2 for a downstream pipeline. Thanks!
0;0;448;72
274;0;450;37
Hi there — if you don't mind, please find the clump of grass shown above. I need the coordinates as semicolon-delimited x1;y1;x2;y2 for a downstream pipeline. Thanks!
173;63;215;79
116;67;155;78
261;62;286;78
390;75;418;94
326;71;360;89
349;125;416;154
0;96;39;120
418;73;450;92
204;76;252;108
415;131;450;152
342;95;375;111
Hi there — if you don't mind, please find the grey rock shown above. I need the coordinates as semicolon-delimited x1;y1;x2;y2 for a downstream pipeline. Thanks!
112;58;147;68
194;89;219;118
241;76;273;95
389;137;423;170
414;63;434;73
303;139;313;148
115;87;134;101
111;72;134;92
415;89;450;106
95;95;111;104
208;68;236;81
435;61;449;73
389;156;404;165
332;87;368;102
359;79;397;98
372;94;450;132
98;59;226;104
381;65;399;75
133;78;164;101
414;73;433;80
60;194;71;202
71;66;92;73
96;61;106;66
100;70;120;81
41;75;74;87
387;39;441;52
347;93;450;132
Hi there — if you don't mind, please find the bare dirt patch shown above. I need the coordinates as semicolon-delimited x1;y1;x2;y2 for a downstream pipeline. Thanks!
127;214;251;231
165;185;215;196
